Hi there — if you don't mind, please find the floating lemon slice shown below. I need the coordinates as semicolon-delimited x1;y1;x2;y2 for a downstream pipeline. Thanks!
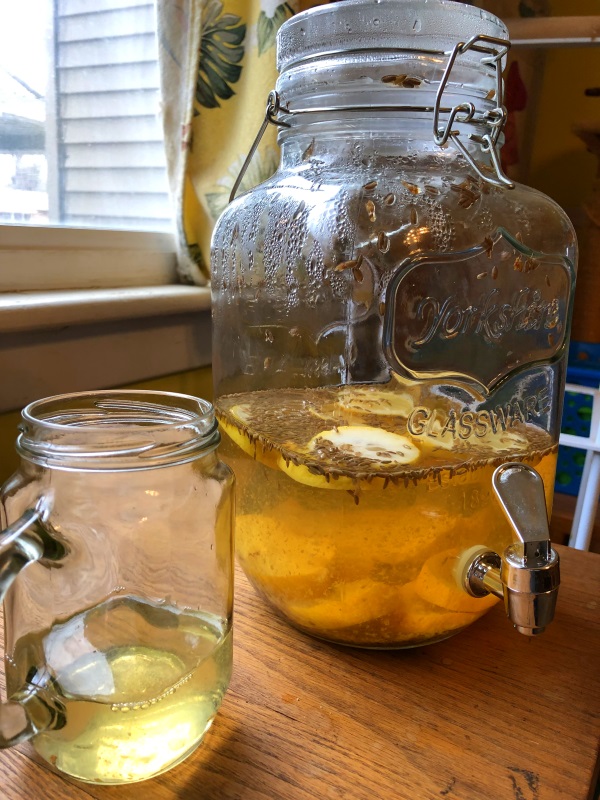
311;425;420;463
408;415;530;454
277;425;420;490
218;404;279;469
336;385;414;417
483;428;528;453
276;459;355;490
407;413;455;452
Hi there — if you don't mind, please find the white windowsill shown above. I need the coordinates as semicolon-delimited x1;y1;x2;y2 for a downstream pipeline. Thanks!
0;285;211;333
0;227;180;292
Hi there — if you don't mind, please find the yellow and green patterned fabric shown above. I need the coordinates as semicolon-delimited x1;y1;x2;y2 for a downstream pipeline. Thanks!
157;0;328;285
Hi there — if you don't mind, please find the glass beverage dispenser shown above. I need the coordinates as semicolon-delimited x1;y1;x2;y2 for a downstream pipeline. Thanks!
211;0;575;648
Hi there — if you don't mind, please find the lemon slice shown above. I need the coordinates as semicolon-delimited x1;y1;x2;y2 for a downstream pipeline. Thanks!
408;413;455;452
413;549;498;614
218;404;279;469
311;425;420;463
277;425;420;489
484;428;528;453
342;506;454;582
409;415;529;455
275;458;355;490
337;386;414;417
236;513;334;600
286;579;398;630
384;581;475;639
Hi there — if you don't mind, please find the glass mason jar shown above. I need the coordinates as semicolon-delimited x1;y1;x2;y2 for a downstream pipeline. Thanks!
0;391;234;784
211;0;575;648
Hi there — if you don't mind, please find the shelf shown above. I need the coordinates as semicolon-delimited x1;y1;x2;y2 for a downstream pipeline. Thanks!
506;15;600;48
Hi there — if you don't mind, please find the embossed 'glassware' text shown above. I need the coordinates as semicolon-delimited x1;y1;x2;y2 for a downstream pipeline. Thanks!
210;0;576;648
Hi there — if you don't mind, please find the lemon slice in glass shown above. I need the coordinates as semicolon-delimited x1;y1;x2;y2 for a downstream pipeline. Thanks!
336;385;414;417
414;549;498;614
218;403;279;469
277;425;420;489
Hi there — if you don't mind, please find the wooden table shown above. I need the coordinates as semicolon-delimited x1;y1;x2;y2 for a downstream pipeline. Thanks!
1;545;599;800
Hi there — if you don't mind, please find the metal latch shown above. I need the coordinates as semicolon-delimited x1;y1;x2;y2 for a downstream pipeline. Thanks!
230;33;514;202
433;33;512;189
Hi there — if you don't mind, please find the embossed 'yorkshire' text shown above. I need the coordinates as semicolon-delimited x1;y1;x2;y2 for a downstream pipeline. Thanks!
385;233;573;392
410;288;561;348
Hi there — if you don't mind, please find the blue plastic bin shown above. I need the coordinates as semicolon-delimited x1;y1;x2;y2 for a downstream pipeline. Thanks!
555;341;599;496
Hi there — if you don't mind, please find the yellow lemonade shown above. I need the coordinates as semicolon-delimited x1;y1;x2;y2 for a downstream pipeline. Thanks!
8;597;232;783
217;384;557;647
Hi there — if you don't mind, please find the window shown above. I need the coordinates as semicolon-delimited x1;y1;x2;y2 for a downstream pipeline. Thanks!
0;2;213;413
0;0;173;232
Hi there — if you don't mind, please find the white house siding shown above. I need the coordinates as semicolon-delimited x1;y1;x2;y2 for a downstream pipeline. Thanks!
52;0;172;230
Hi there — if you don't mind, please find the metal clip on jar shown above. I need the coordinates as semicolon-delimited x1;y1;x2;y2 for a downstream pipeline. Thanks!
211;0;576;649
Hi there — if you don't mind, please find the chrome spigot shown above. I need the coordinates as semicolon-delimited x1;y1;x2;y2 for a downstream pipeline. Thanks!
462;463;560;636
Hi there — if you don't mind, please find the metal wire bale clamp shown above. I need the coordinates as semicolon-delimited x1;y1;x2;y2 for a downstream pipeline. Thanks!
230;33;514;203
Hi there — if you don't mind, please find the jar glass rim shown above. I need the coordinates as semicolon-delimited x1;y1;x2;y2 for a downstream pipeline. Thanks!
17;390;219;471
276;0;508;73
21;390;215;433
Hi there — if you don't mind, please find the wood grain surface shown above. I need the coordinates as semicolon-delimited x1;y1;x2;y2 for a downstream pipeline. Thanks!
1;545;599;800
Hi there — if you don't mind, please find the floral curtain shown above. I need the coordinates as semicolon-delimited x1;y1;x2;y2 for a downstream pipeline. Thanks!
157;0;327;285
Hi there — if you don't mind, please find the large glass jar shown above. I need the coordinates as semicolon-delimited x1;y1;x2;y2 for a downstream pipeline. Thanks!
211;0;576;648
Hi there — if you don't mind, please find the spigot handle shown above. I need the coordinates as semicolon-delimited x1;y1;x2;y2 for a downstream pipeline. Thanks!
461;463;560;636
492;463;551;565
